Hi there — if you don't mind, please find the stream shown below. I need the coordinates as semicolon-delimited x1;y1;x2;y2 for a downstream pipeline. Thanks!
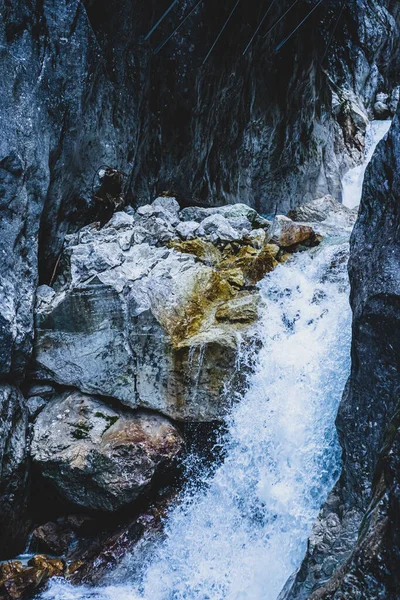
38;120;390;600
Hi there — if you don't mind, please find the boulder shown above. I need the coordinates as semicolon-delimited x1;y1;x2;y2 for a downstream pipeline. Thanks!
270;215;315;247
0;385;30;559
152;196;180;214
287;195;357;227
179;203;271;229
31;392;183;512
175;220;199;240
34;217;263;421
197;214;242;242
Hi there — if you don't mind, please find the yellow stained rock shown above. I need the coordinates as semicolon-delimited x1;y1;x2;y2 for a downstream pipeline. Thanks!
168;239;222;266
215;293;260;324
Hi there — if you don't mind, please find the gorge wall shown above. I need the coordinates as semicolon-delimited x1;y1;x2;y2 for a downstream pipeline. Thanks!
286;106;400;600
0;0;400;597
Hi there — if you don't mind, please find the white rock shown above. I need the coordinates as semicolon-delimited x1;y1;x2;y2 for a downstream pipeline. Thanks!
152;196;180;214
175;220;199;240
197;214;241;242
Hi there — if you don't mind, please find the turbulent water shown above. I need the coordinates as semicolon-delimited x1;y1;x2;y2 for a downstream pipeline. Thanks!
40;237;352;600
39;118;394;600
342;119;392;208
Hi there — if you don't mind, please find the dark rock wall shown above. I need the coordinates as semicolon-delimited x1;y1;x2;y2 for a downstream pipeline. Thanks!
1;0;398;380
0;385;30;558
0;0;399;564
286;106;400;600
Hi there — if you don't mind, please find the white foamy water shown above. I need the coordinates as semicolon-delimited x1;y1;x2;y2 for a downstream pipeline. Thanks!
342;119;391;209
40;237;352;600
39;116;389;600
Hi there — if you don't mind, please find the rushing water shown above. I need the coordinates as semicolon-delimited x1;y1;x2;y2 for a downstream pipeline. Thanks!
342;119;391;209
39;119;392;600
40;238;352;600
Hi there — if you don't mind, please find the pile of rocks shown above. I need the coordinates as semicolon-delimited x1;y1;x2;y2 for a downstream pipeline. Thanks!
34;199;319;425
0;198;322;598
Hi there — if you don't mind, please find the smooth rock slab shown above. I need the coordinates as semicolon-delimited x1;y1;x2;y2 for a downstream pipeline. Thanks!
31;392;183;512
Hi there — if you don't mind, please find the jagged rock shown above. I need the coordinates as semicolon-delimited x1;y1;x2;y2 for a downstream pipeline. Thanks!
175;221;200;240
179;204;270;229
0;556;64;600
197;214;242;242
34;212;267;421
152;196;180;214
136;203;180;226
270;216;316;248
287;195;357;228
31;392;183;512
244;229;267;249
0;385;30;559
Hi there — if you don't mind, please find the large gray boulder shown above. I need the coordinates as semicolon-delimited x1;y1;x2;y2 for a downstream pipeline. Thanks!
34;209;263;421
0;385;30;558
31;392;183;512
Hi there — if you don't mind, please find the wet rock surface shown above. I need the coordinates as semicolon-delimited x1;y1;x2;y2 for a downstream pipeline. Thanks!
0;0;399;595
31;391;183;511
0;556;64;600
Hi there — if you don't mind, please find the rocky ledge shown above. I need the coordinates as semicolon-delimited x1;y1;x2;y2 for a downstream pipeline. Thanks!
33;198;319;422
0;197;327;599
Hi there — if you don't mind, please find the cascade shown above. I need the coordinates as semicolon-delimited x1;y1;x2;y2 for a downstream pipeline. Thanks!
342;120;392;209
39;120;389;600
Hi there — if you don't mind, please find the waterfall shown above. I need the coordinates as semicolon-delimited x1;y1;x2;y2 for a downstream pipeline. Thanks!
39;119;390;600
342;119;392;209
40;238;352;600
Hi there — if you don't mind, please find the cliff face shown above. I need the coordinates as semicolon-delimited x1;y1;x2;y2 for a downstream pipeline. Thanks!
286;107;400;600
0;0;398;381
1;0;400;589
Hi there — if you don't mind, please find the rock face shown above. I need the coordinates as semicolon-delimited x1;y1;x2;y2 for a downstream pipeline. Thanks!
286;109;400;600
0;385;30;559
287;195;357;229
31;391;183;512
34;202;302;422
0;0;398;383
